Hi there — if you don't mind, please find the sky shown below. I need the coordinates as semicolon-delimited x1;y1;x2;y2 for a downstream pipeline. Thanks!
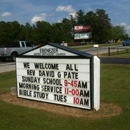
0;0;130;36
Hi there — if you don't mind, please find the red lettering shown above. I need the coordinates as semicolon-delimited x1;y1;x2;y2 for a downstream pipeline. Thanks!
73;97;79;104
64;80;68;86
71;89;79;96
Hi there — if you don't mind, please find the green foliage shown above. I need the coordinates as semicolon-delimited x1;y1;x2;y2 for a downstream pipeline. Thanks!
109;26;129;41
76;10;86;25
0;9;129;45
87;9;111;43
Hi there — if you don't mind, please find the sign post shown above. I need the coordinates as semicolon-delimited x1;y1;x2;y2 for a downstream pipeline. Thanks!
16;43;100;110
94;44;99;56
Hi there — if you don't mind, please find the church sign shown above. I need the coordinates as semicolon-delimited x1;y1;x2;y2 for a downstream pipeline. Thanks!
16;43;100;110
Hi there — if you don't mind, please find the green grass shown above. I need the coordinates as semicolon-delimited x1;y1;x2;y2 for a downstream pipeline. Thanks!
70;42;122;50
101;50;130;58
0;71;16;94
0;65;130;130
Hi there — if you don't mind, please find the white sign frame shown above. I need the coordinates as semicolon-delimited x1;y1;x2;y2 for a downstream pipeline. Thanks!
15;43;100;111
16;57;93;110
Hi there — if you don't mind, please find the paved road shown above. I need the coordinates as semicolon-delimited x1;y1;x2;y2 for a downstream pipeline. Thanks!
0;45;130;73
81;45;130;55
81;45;130;65
100;57;130;64
0;61;15;73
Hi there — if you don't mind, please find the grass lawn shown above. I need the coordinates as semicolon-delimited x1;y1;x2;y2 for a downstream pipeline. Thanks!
100;50;130;58
70;42;122;50
0;64;130;130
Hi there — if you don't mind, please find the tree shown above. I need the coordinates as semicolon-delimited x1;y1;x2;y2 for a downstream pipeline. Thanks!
0;8;129;46
95;9;111;43
34;21;52;44
17;24;27;40
0;21;8;45
76;10;86;25
11;21;21;41
62;18;73;43
84;9;111;43
0;21;21;45
52;22;65;43
110;25;129;41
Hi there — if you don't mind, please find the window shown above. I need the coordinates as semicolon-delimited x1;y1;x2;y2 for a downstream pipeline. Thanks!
10;42;20;47
26;42;32;47
21;42;25;47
